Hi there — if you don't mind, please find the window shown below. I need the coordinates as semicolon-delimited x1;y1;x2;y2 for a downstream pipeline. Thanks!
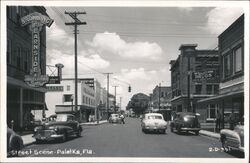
7;40;11;64
17;47;22;68
234;46;242;73
63;94;73;102
82;95;85;104
67;85;70;91
214;85;219;94
223;53;232;78
206;85;212;95
24;49;28;72
161;92;164;97
195;85;202;94
207;104;217;119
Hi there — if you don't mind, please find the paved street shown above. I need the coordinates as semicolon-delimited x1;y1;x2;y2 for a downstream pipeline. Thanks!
20;118;239;158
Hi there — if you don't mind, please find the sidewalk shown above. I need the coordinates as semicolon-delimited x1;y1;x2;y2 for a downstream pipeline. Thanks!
21;120;108;146
80;120;108;126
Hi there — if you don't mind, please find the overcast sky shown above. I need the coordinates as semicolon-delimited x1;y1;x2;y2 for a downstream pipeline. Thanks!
45;5;243;110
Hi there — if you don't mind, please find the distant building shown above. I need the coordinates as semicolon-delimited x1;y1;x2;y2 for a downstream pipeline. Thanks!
198;14;244;127
46;78;96;122
151;85;172;121
170;44;219;121
152;86;171;111
7;6;51;130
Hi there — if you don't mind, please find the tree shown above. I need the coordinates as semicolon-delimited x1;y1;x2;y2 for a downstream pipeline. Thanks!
127;93;149;115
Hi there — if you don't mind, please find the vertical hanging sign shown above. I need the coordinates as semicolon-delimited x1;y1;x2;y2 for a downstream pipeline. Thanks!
21;12;54;87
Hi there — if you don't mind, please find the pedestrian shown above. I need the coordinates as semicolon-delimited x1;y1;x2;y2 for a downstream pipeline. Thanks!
215;110;221;132
120;114;125;124
229;112;236;130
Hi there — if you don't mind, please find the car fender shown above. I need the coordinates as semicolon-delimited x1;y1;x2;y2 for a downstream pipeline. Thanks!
220;129;240;141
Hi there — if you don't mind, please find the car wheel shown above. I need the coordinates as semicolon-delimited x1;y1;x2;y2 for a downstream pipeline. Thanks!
35;139;42;144
76;128;81;137
195;131;199;136
161;129;166;134
170;127;173;132
61;133;67;142
177;127;181;134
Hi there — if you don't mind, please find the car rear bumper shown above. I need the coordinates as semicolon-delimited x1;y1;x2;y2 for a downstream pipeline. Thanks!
144;126;167;130
181;127;200;131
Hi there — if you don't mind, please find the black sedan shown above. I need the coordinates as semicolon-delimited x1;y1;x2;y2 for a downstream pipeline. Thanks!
7;127;24;157
33;114;82;143
170;112;201;135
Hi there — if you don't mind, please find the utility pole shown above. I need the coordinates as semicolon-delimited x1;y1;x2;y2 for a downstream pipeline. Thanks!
113;86;118;113
104;73;113;119
65;11;86;121
158;83;161;111
187;54;191;112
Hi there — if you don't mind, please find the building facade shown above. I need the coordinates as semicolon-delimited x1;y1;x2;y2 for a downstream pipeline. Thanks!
46;78;96;122
151;86;172;120
170;44;219;121
198;14;244;127
7;6;50;130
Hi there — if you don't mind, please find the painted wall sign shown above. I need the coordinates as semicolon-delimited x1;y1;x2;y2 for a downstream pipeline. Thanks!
21;12;54;87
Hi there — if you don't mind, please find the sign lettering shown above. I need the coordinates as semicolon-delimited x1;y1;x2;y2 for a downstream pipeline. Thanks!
21;12;54;87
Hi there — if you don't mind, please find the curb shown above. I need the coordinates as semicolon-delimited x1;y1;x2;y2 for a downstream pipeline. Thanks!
199;130;220;140
80;121;108;126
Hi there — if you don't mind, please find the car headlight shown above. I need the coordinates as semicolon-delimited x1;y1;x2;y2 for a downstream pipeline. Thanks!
34;127;38;132
183;117;188;122
54;127;59;132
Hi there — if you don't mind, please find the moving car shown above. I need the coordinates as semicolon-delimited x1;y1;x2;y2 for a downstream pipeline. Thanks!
7;127;24;157
109;114;122;124
141;113;167;134
33;114;82;143
170;112;200;135
220;120;244;153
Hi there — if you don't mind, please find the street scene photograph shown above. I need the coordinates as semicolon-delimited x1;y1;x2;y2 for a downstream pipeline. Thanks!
1;0;249;163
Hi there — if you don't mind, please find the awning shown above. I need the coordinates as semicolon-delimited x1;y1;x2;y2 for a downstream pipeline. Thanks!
198;90;244;104
55;105;76;113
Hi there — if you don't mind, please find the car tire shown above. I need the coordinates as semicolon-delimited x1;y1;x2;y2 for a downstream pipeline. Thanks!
177;127;181;134
195;131;199;136
76;128;81;137
161;129;166;134
61;133;67;143
170;127;173;132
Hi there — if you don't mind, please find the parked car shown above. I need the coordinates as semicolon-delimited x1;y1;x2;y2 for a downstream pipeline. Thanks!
170;112;200;135
109;114;122;123
7;127;24;157
220;121;244;153
141;113;167;134
33;114;82;143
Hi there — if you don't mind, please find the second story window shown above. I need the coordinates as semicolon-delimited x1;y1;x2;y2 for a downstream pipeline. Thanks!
16;47;22;68
195;85;202;94
234;46;242;73
206;85;212;95
63;94;73;102
223;53;232;78
7;40;11;64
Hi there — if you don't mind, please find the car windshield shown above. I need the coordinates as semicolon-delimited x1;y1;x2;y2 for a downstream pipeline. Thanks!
148;115;162;120
112;114;119;118
56;115;68;122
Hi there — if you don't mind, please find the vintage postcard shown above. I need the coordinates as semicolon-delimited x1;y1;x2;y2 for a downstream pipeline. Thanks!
1;0;249;162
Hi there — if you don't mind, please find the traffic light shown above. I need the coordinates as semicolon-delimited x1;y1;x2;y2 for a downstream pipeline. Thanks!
128;86;131;92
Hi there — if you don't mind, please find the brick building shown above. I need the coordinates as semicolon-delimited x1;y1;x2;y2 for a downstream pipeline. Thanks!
169;44;219;121
198;14;244;127
7;6;51;130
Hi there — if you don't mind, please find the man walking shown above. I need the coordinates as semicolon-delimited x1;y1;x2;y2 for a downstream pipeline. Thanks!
120;114;125;124
215;110;221;132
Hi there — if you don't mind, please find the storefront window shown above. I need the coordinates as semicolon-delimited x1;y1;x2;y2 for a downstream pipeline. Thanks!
234;46;242;73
